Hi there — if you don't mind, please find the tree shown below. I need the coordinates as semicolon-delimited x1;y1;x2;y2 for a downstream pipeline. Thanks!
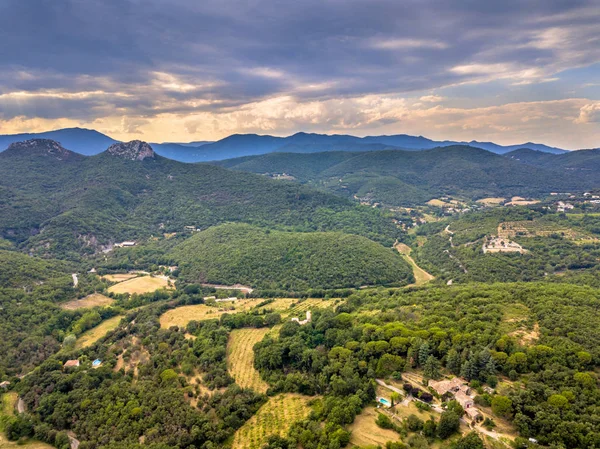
437;411;460;439
491;395;513;418
423;356;441;380
456;432;485;449
62;334;76;349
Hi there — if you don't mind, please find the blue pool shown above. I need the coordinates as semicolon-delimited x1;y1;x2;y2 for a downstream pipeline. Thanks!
378;398;391;406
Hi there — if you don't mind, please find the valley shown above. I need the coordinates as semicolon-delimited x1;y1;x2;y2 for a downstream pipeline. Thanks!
1;138;600;449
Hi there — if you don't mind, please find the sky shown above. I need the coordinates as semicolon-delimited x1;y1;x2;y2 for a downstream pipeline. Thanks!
0;0;599;149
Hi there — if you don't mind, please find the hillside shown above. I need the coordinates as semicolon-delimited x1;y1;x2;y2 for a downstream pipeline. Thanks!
171;223;414;289
505;147;600;174
215;146;592;206
0;139;402;259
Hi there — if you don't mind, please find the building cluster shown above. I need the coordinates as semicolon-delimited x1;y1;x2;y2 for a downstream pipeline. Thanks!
429;377;483;422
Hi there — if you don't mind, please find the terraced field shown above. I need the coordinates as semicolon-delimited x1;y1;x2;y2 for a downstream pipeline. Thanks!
232;394;312;449
227;328;270;393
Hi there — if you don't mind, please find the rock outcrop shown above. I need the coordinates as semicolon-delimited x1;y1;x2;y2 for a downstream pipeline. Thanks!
106;140;155;161
6;139;77;160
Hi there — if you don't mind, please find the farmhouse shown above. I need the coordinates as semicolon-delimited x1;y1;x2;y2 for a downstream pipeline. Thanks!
0;381;10;389
454;390;474;409
465;406;483;421
64;360;80;368
428;377;465;396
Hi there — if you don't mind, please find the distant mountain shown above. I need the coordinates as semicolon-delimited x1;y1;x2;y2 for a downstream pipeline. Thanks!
0;128;570;162
0;139;400;258
0;128;117;156
215;145;596;206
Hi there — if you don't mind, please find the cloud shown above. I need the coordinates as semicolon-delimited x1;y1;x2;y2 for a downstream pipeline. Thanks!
574;103;600;124
0;0;599;146
419;95;445;103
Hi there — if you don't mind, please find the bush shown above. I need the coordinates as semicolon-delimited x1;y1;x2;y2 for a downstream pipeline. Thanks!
376;413;394;429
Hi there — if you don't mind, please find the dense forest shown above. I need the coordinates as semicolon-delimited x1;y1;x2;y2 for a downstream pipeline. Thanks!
171;223;414;290
0;140;402;259
214;146;600;207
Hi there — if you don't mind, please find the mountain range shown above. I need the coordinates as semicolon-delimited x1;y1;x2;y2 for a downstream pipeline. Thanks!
0;139;400;259
215;146;600;206
0;127;572;162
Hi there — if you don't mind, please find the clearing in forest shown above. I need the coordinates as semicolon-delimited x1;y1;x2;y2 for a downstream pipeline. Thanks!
160;298;332;329
348;406;400;447
60;293;115;310
394;243;434;286
159;300;266;328
476;197;506;206
227;328;270;393
427;199;451;207
232;394;312;449
75;315;123;349
102;273;138;282
108;276;173;295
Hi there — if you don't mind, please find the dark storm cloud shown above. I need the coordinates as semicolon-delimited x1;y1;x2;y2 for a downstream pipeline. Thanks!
0;0;598;120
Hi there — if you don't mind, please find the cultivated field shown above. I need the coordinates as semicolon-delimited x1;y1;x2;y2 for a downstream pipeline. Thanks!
75;315;123;349
228;328;270;393
159;300;266;328
286;298;334;317
102;273;138;282
348;406;400;447
232;394;312;449
60;293;114;310
160;298;333;329
476;197;506;205
426;199;451;207
108;276;173;295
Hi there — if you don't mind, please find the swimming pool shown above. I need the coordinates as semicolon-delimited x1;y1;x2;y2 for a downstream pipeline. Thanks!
378;397;391;406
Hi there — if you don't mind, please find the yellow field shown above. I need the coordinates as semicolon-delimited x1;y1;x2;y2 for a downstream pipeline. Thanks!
60;293;115;310
477;197;505;205
76;315;123;349
160;300;265;328
108;276;173;295
232;394;312;449
228;328;270;393
102;273;138;282
160;298;333;329
427;199;450;207
349;406;400;447
395;243;434;287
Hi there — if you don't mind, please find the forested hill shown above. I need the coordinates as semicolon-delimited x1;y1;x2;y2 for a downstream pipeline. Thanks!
0;139;401;259
171;223;414;289
214;145;596;206
505;147;600;173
